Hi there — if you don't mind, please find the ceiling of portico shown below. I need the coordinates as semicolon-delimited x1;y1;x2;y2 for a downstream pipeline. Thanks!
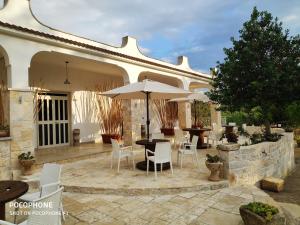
189;81;211;90
29;51;125;91
138;72;181;88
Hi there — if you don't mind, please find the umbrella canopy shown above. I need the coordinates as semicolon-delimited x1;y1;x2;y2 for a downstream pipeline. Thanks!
102;79;191;99
101;79;191;139
169;92;210;103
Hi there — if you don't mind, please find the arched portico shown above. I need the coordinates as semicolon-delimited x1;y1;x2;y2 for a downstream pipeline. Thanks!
29;51;130;148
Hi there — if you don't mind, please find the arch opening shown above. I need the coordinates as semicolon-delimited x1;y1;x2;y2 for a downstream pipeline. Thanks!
29;51;128;148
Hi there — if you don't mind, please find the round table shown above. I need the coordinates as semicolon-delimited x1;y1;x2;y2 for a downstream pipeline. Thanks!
135;139;170;171
0;180;29;221
182;128;211;149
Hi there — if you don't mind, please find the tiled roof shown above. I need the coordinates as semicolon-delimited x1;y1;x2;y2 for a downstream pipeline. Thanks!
0;21;210;80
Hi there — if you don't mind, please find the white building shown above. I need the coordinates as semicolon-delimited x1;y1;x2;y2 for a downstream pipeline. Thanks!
0;0;220;179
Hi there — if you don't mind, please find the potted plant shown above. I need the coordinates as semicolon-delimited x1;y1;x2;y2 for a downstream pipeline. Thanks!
153;100;178;136
18;151;35;175
0;124;9;137
97;83;123;144
240;202;285;225
205;154;223;181
295;136;300;147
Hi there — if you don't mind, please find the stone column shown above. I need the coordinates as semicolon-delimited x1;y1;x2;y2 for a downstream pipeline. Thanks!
178;102;191;128
122;99;143;145
9;89;34;177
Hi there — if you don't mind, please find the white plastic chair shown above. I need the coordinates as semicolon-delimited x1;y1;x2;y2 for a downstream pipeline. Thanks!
177;135;199;168
208;128;224;147
146;142;173;179
15;163;63;222
151;133;164;139
111;139;135;173
1;187;64;225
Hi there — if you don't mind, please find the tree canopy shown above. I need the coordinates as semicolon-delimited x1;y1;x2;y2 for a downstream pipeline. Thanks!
208;7;300;131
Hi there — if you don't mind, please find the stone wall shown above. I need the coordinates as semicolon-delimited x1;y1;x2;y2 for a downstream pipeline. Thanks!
218;133;295;185
9;90;34;176
0;138;12;180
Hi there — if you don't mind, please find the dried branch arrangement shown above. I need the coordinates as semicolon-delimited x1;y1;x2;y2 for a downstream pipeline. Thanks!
0;57;8;126
96;83;123;135
153;100;178;129
30;79;47;122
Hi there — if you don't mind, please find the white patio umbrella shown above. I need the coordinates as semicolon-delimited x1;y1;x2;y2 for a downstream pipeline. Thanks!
169;92;210;127
101;79;191;139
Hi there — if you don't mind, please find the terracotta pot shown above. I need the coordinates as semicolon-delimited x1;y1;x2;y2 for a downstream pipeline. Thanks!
205;161;222;181
19;159;35;175
160;128;174;136
101;134;121;144
0;130;9;137
239;206;285;225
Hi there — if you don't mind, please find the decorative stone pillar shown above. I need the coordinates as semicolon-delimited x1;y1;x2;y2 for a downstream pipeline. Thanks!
217;143;240;184
178;102;191;128
0;138;12;180
122;99;142;145
9;89;34;177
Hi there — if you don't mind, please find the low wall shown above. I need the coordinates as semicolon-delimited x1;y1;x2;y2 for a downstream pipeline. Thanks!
0;137;12;180
218;133;295;185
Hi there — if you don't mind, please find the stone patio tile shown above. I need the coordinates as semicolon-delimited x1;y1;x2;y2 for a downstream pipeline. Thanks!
148;218;170;225
189;206;206;216
178;213;198;224
179;192;198;199
159;211;181;222
76;209;108;224
239;193;254;200
137;195;154;203
122;216;148;225
196;208;242;225
65;202;92;215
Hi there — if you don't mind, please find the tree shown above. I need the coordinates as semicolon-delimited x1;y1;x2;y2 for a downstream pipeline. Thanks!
208;7;300;134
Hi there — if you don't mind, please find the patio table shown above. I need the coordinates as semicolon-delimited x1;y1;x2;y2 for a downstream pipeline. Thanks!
182;128;211;149
135;139;170;171
0;180;28;221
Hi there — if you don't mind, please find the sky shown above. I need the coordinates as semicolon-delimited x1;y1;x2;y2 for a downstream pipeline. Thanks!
21;0;300;73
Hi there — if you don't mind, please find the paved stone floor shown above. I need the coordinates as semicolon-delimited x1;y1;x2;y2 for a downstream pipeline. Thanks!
61;185;276;225
265;148;300;205
61;148;228;195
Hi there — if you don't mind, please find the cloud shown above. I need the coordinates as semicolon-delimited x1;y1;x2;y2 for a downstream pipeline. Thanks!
30;0;300;73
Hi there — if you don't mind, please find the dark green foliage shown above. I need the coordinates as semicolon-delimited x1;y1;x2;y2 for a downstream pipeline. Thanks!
206;154;221;163
226;132;239;143
207;7;300;134
191;101;211;127
250;133;281;144
285;101;300;127
18;151;34;160
244;202;279;221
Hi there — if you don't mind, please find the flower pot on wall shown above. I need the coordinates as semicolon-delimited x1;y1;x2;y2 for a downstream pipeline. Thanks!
205;161;223;181
239;206;285;225
19;159;35;175
0;129;9;137
101;134;121;144
160;128;174;136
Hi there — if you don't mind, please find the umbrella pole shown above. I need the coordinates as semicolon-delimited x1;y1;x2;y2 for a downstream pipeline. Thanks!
146;92;150;140
194;100;197;127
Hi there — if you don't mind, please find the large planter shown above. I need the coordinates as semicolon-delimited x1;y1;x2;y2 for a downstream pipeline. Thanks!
160;128;174;136
19;159;35;175
239;206;285;225
0;129;9;137
102;134;121;144
205;161;223;181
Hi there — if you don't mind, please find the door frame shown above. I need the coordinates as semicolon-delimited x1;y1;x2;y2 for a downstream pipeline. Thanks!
36;92;71;149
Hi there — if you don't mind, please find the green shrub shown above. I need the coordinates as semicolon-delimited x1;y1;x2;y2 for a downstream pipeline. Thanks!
206;154;221;163
244;202;279;221
18;151;34;160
